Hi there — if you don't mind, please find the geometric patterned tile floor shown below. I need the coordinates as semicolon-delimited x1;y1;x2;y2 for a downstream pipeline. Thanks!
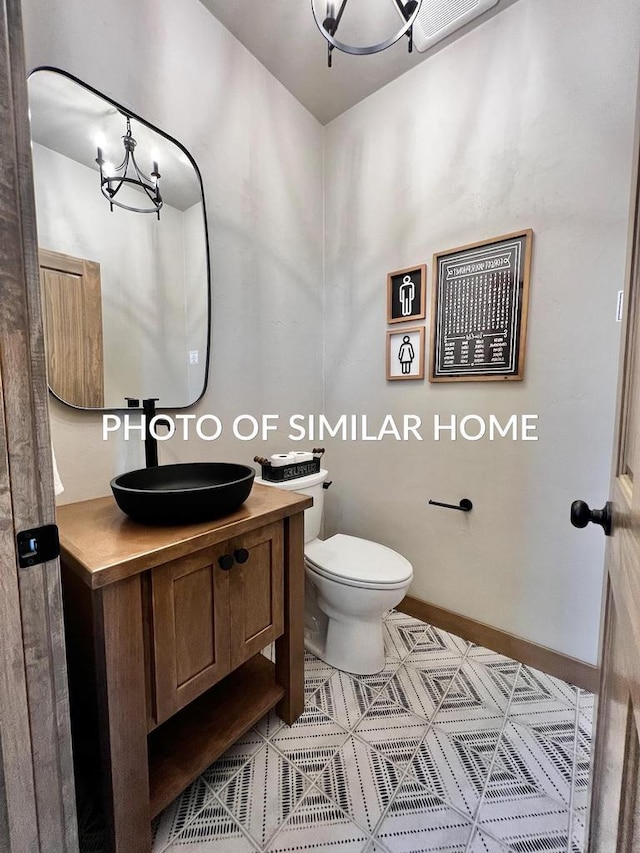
79;610;593;853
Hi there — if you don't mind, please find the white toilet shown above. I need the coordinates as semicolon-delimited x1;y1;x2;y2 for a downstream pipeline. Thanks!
256;468;413;675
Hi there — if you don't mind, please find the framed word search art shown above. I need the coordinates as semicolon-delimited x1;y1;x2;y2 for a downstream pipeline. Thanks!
387;326;425;381
429;229;533;382
387;264;426;324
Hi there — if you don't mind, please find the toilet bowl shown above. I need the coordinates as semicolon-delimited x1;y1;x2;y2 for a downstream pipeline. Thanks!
255;468;413;675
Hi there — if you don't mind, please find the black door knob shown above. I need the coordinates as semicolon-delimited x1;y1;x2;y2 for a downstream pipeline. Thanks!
218;554;235;571
570;500;613;536
234;548;249;564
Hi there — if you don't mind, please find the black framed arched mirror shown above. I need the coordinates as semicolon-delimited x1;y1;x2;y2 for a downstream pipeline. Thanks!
28;67;211;410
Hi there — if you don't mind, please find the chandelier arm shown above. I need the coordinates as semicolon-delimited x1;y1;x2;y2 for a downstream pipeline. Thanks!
129;152;161;203
392;0;407;18
393;0;419;21
137;179;162;207
332;0;349;34
113;151;130;173
103;175;127;200
102;149;133;199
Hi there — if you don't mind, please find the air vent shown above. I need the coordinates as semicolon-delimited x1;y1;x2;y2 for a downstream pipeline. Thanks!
410;0;499;53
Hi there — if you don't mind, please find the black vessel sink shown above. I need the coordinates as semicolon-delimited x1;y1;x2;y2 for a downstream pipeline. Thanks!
111;462;255;525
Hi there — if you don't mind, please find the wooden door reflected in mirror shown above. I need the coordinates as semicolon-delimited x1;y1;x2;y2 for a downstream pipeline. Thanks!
39;249;105;408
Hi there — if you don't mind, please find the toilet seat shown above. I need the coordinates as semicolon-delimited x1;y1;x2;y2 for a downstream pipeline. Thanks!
305;534;413;590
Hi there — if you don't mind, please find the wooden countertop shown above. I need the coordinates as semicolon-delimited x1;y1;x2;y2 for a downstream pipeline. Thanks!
57;483;312;589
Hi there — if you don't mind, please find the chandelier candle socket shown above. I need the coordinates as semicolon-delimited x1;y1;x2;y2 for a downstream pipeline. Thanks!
96;115;163;218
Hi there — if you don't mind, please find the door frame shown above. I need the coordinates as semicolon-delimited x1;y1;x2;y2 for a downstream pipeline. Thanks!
0;0;78;849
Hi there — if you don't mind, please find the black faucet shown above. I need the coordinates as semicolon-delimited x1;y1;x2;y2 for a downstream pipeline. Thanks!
142;398;171;467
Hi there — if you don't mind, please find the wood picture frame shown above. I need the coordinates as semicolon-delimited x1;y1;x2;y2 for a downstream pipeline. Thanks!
387;264;426;324
387;326;425;381
429;229;533;382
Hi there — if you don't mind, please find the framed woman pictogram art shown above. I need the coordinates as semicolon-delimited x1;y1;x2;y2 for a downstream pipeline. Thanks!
386;326;425;381
387;264;426;324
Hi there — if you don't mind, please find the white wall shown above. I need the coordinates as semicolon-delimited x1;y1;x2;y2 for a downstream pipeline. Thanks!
323;0;640;663
22;0;325;502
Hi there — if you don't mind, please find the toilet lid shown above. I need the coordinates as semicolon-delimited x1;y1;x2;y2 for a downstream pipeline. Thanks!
305;534;413;587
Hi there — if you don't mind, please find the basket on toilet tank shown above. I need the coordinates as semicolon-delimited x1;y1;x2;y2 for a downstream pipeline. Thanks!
253;449;324;483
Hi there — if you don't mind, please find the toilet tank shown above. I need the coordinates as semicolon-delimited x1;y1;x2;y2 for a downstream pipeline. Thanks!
254;469;328;543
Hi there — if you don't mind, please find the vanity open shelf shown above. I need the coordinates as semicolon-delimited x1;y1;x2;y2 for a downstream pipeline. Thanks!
57;484;311;853
148;654;283;817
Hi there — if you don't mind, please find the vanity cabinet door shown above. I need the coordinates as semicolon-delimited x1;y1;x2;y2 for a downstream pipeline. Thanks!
150;521;284;725
151;548;231;724
228;521;284;669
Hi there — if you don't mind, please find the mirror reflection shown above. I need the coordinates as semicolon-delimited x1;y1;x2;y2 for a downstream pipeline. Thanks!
28;68;210;410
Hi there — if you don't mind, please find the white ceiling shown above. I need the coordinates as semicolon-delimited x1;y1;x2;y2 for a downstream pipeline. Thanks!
198;0;520;125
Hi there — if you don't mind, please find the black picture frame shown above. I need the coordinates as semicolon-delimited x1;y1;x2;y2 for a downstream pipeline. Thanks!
429;230;533;382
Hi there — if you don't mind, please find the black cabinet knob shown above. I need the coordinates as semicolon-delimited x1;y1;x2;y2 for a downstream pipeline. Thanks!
570;500;613;536
218;554;235;571
234;548;249;564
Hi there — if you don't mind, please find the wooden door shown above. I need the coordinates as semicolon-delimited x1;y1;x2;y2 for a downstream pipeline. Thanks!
229;521;284;669
151;549;231;724
39;248;105;408
0;0;78;849
586;81;640;851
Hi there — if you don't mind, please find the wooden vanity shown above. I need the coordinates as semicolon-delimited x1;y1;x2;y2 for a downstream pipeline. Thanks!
56;484;311;853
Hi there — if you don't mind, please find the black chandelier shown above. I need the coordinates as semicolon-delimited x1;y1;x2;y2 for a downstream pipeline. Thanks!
312;0;423;67
96;116;163;219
